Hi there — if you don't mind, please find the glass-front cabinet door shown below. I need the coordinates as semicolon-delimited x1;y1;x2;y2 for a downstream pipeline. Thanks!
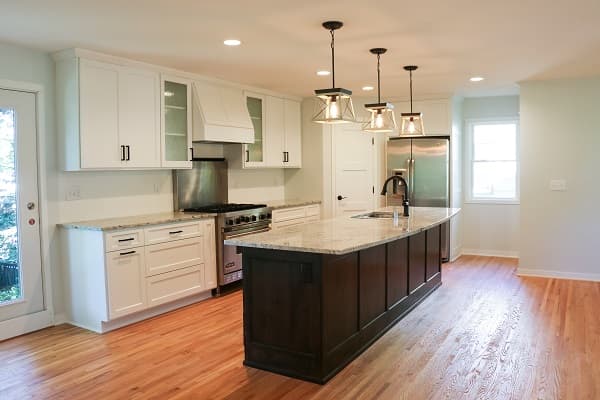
244;92;266;167
161;75;192;169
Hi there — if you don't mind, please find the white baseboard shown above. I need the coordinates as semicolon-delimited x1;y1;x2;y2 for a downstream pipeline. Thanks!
517;268;600;282
0;310;53;341
461;248;519;258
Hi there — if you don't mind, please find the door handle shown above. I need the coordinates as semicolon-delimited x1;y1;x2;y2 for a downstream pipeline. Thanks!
245;150;250;163
337;195;348;201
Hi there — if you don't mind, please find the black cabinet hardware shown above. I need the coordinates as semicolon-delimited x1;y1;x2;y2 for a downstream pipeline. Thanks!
189;147;194;161
120;145;125;161
125;145;130;161
246;150;250;162
119;250;136;256
118;238;135;242
169;230;183;234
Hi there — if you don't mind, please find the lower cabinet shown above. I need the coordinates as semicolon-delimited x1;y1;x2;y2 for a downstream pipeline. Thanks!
62;218;217;333
271;204;321;229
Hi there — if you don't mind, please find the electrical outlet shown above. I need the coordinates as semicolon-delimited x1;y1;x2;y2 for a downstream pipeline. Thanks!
66;185;81;201
153;183;160;193
549;179;567;191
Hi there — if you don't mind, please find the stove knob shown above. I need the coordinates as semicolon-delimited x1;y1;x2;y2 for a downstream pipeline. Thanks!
251;215;257;222
267;213;272;219
240;216;249;223
226;219;234;226
259;214;265;220
235;217;241;224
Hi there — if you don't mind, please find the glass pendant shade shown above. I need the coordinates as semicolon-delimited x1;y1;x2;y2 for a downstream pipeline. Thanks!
400;112;425;135
313;88;356;123
363;103;396;133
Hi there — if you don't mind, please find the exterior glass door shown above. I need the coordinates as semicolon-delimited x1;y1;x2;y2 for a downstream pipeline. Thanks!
0;89;44;328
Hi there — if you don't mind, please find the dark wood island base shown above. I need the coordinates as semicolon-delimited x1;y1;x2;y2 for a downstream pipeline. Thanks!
242;224;443;384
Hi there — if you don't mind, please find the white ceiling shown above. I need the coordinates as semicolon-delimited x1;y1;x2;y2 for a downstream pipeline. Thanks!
2;0;600;99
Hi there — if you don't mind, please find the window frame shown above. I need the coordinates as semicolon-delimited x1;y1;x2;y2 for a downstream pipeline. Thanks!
465;117;520;205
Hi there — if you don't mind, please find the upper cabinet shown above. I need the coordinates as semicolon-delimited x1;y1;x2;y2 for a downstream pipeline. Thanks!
57;56;161;170
192;81;254;143
226;94;302;169
161;75;192;169
391;99;451;136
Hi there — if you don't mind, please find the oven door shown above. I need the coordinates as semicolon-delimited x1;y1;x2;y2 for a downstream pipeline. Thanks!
221;225;270;282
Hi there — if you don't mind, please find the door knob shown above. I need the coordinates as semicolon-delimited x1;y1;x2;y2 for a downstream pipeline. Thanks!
337;195;348;201
27;202;35;210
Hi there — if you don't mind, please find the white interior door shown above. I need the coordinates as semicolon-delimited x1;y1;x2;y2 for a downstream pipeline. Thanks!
0;89;46;339
333;124;375;217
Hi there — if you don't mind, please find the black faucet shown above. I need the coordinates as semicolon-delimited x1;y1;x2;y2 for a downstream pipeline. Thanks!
381;175;410;217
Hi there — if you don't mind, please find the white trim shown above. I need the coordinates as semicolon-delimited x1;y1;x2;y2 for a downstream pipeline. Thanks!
0;80;55;337
0;310;53;341
464;117;520;204
461;248;519;258
517;268;600;283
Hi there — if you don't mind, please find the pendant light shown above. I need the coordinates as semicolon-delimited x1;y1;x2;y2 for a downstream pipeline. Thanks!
363;48;396;133
400;65;425;135
312;21;356;124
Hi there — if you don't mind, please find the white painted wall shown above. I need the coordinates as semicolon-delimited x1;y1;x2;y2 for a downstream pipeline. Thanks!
461;95;520;257
519;78;600;281
450;96;464;260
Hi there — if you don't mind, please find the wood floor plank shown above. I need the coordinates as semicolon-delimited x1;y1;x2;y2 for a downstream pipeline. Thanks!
1;255;599;399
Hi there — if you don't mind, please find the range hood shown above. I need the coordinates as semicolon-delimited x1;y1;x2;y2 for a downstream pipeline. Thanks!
192;80;254;143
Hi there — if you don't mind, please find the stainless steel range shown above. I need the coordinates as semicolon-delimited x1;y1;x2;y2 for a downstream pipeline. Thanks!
173;159;272;293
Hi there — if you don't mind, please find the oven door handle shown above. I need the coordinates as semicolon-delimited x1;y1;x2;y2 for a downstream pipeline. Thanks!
223;227;271;239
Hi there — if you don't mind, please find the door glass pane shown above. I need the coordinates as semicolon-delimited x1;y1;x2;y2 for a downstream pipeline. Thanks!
0;108;21;304
246;97;263;162
164;81;188;161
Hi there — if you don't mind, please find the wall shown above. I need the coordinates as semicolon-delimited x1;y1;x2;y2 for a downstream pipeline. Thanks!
461;95;520;257
519;78;600;281
450;96;464;260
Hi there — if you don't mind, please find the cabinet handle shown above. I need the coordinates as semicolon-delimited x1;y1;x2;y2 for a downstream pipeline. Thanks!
283;151;286;163
119;250;136;256
169;230;184;234
118;238;135;242
189;147;194;161
245;150;250;163
286;152;289;162
120;145;125;161
126;145;131;161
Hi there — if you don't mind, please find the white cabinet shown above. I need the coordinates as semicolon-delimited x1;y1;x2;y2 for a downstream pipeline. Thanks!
226;95;302;169
56;55;161;170
272;204;321;229
392;99;451;136
161;75;193;169
61;218;217;333
106;248;146;319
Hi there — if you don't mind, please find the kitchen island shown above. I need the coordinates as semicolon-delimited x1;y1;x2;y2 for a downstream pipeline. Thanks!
225;206;460;384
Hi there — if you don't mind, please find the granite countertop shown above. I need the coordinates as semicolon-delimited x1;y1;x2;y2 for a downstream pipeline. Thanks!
268;199;321;210
225;206;460;255
60;211;216;232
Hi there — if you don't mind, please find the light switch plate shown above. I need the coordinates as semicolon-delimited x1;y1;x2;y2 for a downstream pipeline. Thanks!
549;179;567;191
66;185;81;201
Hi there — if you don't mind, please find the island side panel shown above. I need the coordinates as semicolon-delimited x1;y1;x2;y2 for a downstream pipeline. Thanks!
409;231;427;293
426;225;442;281
358;246;387;329
242;248;322;381
387;238;409;308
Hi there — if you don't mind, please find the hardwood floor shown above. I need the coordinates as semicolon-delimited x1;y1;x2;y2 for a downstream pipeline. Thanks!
1;255;599;399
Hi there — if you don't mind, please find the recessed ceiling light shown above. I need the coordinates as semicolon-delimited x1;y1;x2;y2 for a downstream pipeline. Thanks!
362;86;374;91
316;70;330;76
470;76;484;82
224;39;241;46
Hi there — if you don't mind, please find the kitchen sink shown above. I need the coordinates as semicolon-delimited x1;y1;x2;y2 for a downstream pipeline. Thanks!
351;211;395;219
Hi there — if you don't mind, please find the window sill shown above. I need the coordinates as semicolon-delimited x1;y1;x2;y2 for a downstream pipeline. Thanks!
464;199;520;205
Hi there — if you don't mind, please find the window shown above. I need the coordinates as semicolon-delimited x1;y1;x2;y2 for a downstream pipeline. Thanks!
466;119;519;203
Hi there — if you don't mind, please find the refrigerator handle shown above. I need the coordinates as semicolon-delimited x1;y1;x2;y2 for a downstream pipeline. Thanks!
410;158;415;203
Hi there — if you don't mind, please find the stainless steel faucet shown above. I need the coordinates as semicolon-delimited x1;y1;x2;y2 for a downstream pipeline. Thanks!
381;175;410;217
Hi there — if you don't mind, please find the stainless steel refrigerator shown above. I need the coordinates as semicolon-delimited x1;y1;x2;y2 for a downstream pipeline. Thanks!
386;137;450;261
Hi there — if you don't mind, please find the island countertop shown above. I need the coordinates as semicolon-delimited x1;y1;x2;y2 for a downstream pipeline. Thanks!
225;206;459;255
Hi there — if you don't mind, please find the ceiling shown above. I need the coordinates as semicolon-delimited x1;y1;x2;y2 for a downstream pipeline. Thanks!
1;0;600;99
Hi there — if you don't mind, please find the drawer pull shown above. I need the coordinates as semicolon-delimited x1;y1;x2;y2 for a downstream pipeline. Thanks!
118;238;135;242
119;250;136;256
169;230;184;234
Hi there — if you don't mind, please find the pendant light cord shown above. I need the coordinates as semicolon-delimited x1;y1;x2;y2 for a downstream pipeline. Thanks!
409;70;413;113
330;29;335;88
377;54;381;104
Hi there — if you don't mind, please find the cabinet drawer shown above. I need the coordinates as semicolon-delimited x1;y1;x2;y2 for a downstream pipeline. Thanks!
105;229;145;252
305;215;321;223
146;265;204;307
272;206;306;222
144;220;202;245
144;236;204;277
305;205;321;217
272;218;307;229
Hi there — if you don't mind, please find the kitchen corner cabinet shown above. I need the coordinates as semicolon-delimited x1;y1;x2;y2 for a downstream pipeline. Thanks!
61;218;217;333
55;55;161;170
227;94;302;169
161;75;193;169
